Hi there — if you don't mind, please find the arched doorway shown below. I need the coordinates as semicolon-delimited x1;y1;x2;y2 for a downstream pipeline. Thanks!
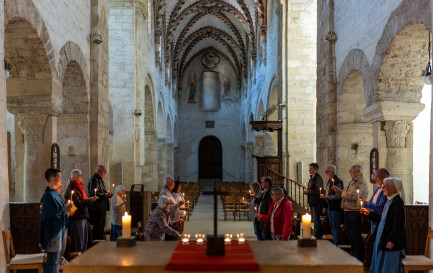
199;136;222;179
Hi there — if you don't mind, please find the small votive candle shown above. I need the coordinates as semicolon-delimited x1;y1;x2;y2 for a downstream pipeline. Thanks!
237;233;246;244
224;233;232;244
195;233;205;245
181;234;190;245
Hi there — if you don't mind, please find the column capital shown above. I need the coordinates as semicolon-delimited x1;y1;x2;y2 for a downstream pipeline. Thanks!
16;112;48;143
383;120;410;148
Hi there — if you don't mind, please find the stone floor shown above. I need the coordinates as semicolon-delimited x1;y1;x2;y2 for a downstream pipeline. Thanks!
182;194;257;240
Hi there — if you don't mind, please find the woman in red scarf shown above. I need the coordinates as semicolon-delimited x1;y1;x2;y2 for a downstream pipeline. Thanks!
256;187;293;240
64;169;97;253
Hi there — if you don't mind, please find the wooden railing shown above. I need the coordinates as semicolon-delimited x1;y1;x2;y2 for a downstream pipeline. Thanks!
264;165;309;214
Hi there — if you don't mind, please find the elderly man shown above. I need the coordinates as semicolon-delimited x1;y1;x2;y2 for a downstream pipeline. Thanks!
360;168;389;233
159;176;185;240
333;164;368;262
303;163;324;239
88;165;113;240
254;176;273;240
320;165;343;245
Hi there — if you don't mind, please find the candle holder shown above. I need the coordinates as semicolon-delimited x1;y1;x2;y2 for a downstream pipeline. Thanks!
181;234;190;245
116;235;137;247
224;233;232;244
297;236;317;247
195;233;205;245
237;233;246;244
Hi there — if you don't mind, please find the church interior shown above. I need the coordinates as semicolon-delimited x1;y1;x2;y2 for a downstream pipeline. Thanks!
1;0;433;272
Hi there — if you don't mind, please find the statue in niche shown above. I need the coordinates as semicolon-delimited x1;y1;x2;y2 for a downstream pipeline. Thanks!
188;76;197;103
201;52;220;69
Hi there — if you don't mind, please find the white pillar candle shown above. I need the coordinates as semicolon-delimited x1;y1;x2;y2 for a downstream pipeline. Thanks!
302;213;311;239
122;212;131;239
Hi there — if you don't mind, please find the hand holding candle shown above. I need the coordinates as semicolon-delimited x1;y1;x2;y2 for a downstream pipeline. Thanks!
71;190;74;200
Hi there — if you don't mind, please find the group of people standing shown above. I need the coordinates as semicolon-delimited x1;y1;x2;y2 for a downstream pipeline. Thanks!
38;165;118;273
304;162;406;273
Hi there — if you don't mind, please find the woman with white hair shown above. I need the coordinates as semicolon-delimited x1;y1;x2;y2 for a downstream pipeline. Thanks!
110;185;127;241
145;195;183;241
363;177;406;273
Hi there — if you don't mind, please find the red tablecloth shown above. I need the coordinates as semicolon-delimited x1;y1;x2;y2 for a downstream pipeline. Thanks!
166;241;260;271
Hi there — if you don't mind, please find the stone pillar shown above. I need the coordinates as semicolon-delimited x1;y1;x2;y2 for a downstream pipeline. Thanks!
383;120;412;203
246;142;255;182
157;138;167;189
16;113;48;202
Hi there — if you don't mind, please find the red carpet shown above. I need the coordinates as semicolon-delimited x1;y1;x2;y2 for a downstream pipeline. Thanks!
166;241;260;271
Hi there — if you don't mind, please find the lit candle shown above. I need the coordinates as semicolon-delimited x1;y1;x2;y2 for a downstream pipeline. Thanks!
187;200;190;206
224;233;232;244
183;211;186;218
94;188;97;196
122;212;131;239
331;179;334;187
360;200;363;207
302;213;311;239
242;197;245;203
71;190;74;200
255;206;257;213
249;190;251;194
237;233;246;244
181;234;190;245
182;193;185;197
112;184;115;191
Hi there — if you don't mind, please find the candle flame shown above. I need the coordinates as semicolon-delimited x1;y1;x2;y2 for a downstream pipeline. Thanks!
124;212;128;216
71;190;74;194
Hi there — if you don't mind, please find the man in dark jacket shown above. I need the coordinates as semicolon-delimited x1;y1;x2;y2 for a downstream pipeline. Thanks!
88;165;113;240
254;176;273;240
304;163;324;239
321;165;343;245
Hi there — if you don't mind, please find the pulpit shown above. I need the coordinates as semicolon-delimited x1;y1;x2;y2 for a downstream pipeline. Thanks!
9;202;42;254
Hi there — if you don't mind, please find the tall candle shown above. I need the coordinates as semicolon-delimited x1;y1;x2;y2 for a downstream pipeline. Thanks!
122;212;131;239
302;213;311;239
71;190;74;200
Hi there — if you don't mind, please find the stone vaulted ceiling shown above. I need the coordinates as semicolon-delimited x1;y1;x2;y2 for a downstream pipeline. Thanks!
154;0;266;88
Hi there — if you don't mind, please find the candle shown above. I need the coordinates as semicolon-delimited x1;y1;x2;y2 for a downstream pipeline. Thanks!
71;190;74;200
122;212;131;239
112;183;115;191
195;233;204;245
255;206;257;213
242;197;245;203
249;190;251;194
181;234;190;245
224;233;232;244
237;233;246;244
187;200;190;206
183;211;186;218
94;188;97;196
360;200;363;207
302;213;311;239
332;179;334;187
182;193;185;197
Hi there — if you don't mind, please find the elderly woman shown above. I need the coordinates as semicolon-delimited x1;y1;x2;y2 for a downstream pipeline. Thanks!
145;195;183;241
249;182;263;240
362;177;406;273
64;169;97;253
110;185;127;241
159;177;185;240
256;187;293;240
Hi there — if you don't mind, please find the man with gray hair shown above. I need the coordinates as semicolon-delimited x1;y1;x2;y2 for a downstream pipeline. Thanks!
159;177;185;240
333;164;368;262
320;165;343;245
88;165;113;240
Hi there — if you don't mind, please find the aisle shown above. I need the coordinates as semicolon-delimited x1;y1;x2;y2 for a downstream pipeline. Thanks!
182;194;257;239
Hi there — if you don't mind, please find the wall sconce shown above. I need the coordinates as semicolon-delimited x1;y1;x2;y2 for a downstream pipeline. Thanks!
134;109;142;116
4;59;11;79
90;33;103;44
422;31;431;85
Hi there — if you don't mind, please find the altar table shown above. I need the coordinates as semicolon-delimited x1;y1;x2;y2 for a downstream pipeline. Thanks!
63;240;363;273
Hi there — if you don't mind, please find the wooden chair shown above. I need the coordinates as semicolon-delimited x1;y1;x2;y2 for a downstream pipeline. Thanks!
2;229;45;273
223;196;236;221
402;227;433;273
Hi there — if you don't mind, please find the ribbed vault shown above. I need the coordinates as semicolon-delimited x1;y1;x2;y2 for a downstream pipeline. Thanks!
153;0;267;89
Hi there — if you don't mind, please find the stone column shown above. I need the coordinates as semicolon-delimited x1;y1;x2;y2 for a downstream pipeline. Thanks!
166;143;174;177
157;138;167;189
16;113;48;202
383;120;412;203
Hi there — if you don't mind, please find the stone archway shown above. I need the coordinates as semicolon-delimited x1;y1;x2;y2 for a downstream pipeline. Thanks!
57;60;90;187
143;85;157;191
337;70;373;184
5;17;55;202
198;136;222;179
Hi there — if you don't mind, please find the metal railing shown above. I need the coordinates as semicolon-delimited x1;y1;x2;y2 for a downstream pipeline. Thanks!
264;165;309;211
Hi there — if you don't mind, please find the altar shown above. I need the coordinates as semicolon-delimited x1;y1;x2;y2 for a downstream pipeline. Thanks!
63;240;363;273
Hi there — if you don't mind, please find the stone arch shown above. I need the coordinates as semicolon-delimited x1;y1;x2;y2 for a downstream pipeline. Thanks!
337;49;371;105
4;0;58;81
4;11;56;202
336;70;373;184
57;59;91;180
58;42;90;87
143;84;158;190
370;0;432;105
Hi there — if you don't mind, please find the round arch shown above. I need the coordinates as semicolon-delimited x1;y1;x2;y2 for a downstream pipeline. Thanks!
198;136;222;179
